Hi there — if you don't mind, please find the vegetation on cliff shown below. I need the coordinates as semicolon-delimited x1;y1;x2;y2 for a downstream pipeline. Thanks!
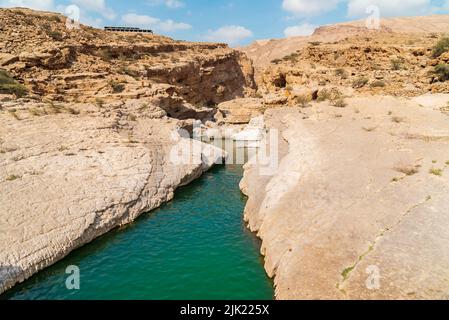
0;70;27;97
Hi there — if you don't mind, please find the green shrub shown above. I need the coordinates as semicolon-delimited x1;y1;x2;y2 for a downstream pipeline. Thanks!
332;98;347;108
0;70;28;97
109;80;125;93
432;37;449;58
370;80;386;88
98;49;113;61
352;77;369;89
282;52;300;62
317;88;343;102
429;168;443;176
46;15;61;23
317;89;332;102
6;174;20;181
295;94;311;108
433;63;449;81
335;68;348;79
391;58;403;70
47;30;63;41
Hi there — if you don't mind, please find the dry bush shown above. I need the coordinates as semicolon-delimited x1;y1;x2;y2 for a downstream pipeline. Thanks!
370;80;386;88
352;77;369;89
332;98;347;108
394;164;420;176
432;37;449;58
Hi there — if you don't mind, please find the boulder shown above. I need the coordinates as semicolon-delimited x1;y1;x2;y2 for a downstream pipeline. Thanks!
215;98;264;124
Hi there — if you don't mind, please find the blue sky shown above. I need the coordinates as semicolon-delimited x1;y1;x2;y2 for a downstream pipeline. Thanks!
1;0;449;46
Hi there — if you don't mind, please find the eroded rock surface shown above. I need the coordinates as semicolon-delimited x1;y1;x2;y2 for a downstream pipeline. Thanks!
0;7;245;294
241;95;449;299
0;100;224;294
0;8;256;120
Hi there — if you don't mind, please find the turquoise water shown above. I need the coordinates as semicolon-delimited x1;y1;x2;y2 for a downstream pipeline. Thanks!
2;163;273;300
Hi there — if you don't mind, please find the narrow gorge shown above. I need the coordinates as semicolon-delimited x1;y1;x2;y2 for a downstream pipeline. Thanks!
0;8;268;297
2;7;449;301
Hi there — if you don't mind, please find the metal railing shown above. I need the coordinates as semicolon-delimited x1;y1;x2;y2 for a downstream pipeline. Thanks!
104;27;153;34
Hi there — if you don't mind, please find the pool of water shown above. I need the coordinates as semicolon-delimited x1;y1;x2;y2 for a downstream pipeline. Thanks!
2;163;273;300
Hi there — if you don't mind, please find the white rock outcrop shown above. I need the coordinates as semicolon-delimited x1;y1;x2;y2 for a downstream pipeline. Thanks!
0;103;224;294
241;95;449;299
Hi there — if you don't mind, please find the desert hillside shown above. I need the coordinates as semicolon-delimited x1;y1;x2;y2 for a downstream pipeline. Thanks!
0;8;255;119
242;14;449;73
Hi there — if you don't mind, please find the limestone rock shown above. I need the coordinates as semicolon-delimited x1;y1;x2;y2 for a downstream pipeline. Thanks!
216;98;264;124
0;101;224;294
241;94;449;300
0;8;256;108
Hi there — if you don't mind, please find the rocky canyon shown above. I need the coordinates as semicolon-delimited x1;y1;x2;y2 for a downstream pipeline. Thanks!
2;7;449;300
0;7;252;294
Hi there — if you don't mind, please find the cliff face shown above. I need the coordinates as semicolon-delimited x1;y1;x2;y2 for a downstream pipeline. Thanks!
0;8;256;118
259;32;449;99
241;95;449;299
0;8;253;294
241;14;449;73
237;14;449;300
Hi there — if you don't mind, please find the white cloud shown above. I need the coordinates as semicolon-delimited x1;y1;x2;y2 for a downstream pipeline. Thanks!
347;0;432;17
78;14;103;28
282;0;343;16
121;13;191;33
284;23;316;37
204;25;253;46
71;0;116;20
122;13;159;26
158;19;191;31
147;0;185;9
165;0;184;9
0;0;54;10
282;0;446;17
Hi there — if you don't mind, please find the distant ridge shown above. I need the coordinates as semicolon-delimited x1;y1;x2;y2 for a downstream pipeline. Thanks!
241;14;449;71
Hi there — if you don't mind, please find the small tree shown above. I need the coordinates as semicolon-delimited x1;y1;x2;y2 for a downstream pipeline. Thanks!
434;63;449;81
432;37;449;58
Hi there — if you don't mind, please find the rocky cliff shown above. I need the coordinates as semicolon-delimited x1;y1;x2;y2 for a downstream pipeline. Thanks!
0;8;256;119
0;7;254;294
241;14;449;73
259;32;449;98
241;94;449;299
236;14;449;300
